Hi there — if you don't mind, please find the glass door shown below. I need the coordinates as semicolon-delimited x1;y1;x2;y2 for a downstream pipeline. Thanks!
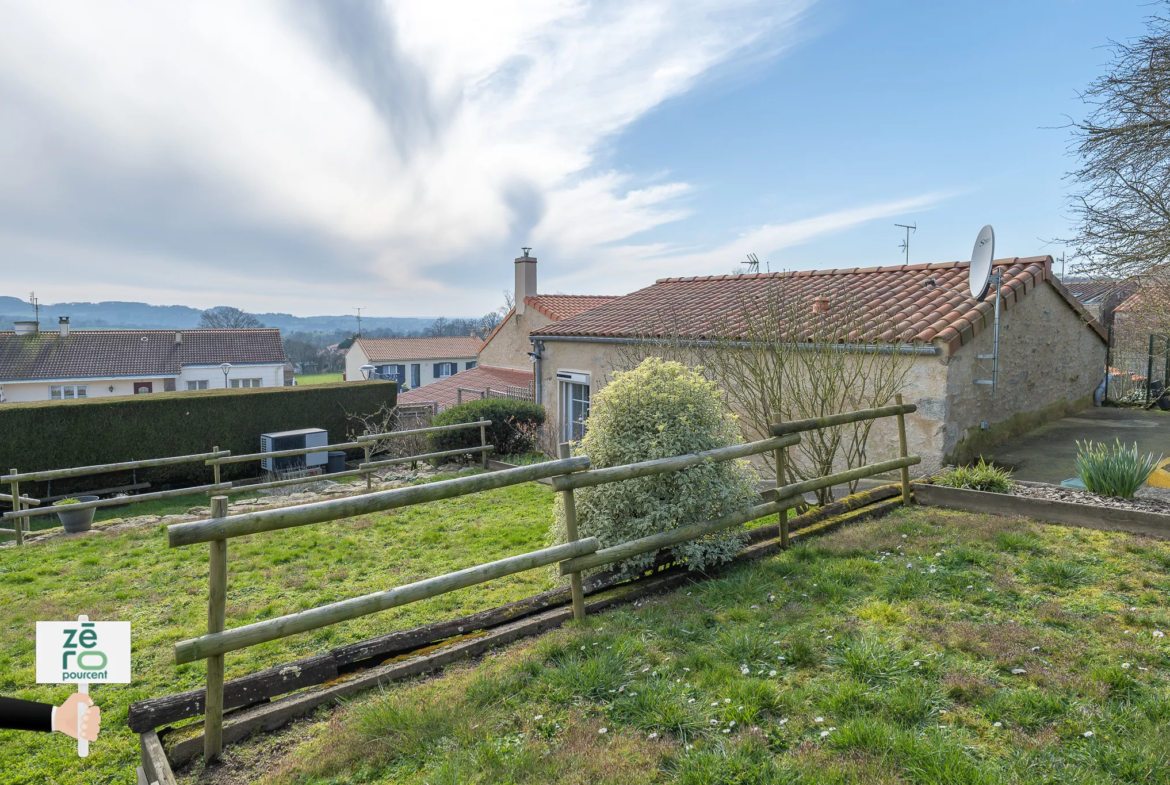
560;381;590;442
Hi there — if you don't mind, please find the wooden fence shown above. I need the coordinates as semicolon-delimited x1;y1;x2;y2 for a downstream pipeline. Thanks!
0;420;492;545
165;403;918;764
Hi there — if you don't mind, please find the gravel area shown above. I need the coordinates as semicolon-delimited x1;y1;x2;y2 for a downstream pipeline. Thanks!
1012;481;1170;515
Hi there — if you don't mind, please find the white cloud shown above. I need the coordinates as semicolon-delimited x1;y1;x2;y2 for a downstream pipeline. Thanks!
0;0;926;317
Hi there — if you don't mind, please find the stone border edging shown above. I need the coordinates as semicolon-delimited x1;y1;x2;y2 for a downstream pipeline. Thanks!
912;483;1170;539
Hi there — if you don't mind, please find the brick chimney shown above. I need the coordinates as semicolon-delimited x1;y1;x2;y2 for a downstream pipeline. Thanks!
514;248;537;315
58;316;70;338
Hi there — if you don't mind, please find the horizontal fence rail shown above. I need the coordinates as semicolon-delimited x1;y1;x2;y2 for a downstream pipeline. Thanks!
3;483;233;520
1;451;231;484
0;492;39;506
174;537;600;663
770;404;917;437
763;455;922;503
359;444;494;471
206;441;367;467
168;457;591;546
559;497;799;574
550;435;800;492
225;468;369;495
356;420;491;441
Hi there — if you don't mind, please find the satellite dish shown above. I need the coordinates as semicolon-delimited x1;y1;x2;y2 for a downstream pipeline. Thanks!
969;225;995;300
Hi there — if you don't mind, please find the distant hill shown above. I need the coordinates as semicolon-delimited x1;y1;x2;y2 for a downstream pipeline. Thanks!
0;297;438;335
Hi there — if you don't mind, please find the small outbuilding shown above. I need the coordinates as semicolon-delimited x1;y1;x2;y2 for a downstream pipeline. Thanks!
529;255;1108;472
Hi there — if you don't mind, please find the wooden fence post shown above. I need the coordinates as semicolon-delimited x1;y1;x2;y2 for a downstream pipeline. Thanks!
556;443;586;621
773;448;788;549
894;394;911;507
211;447;220;494
480;424;488;470
364;443;372;491
10;469;23;546
204;496;229;764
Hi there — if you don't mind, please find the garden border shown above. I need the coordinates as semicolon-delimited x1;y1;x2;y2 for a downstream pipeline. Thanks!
912;482;1170;538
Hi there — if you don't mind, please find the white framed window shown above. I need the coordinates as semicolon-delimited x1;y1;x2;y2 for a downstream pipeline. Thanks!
229;378;263;388
557;371;591;442
49;384;87;400
433;362;457;379
187;380;209;390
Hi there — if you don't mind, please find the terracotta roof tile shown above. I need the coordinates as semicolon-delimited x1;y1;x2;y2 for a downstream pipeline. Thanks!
355;336;482;362
533;256;1107;350
523;295;619;321
0;328;285;381
397;365;534;412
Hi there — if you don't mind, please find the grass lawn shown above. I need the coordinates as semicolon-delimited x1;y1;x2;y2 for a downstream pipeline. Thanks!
233;508;1170;785
0;474;560;785
294;373;343;385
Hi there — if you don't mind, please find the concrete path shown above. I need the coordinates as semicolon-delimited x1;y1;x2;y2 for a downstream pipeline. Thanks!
983;407;1170;485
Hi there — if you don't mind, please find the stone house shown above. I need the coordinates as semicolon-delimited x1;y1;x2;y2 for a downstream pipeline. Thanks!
0;319;287;402
529;256;1108;473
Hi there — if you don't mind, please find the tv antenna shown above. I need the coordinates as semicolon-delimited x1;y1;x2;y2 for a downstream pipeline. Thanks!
29;292;39;324
354;307;364;338
742;253;760;274
923;225;1001;397
895;223;916;264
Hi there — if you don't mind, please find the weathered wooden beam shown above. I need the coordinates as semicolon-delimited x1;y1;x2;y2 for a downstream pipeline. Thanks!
4;482;233;520
174;537;600;663
207;441;366;467
769;404;917;437
139;729;177;785
559;498;798;574
549;435;800;492
895;394;912;506
2;451;230;484
167;457;589;546
128;654;337;733
356;420;492;441
358;444;493;471
203;497;229;764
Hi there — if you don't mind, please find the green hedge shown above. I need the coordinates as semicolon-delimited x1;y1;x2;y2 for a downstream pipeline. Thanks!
0;381;396;496
428;399;545;457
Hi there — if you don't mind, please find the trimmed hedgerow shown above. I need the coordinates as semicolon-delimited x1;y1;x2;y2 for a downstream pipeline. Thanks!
0;381;396;495
428;398;546;457
552;357;758;577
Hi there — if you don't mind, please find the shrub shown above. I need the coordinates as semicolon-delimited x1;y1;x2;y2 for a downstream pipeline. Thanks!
933;459;1014;493
428;398;546;457
0;381;396;496
551;357;758;577
1075;439;1162;498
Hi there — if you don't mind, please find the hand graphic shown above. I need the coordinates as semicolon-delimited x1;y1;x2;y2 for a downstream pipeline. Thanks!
53;693;100;742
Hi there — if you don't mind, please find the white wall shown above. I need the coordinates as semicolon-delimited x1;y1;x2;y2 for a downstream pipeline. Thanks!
178;364;283;390
0;364;286;402
345;350;478;388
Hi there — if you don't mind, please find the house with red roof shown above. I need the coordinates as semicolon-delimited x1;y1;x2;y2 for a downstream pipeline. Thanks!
396;251;616;412
344;335;483;390
529;255;1107;471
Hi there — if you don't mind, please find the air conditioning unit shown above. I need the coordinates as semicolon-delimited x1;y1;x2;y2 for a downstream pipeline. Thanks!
260;428;328;472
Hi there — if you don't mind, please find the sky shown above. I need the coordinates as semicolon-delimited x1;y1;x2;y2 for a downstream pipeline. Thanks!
0;0;1154;318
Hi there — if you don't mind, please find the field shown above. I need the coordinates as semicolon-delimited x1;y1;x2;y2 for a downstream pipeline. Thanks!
294;373;343;385
0;474;557;785
206;508;1170;785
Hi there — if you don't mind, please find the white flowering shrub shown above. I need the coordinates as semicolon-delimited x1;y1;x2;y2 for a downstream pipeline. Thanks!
553;357;758;577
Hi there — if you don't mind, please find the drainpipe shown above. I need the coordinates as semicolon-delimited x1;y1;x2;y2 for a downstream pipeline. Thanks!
528;339;544;405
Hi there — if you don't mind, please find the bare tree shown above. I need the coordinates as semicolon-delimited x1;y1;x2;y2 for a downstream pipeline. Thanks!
609;279;914;503
199;306;264;329
1066;4;1170;279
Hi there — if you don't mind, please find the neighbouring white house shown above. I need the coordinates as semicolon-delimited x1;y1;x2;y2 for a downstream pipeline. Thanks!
0;319;288;403
344;335;483;389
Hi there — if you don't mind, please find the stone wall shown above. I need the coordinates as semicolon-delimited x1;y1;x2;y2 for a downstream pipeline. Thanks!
942;282;1107;464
